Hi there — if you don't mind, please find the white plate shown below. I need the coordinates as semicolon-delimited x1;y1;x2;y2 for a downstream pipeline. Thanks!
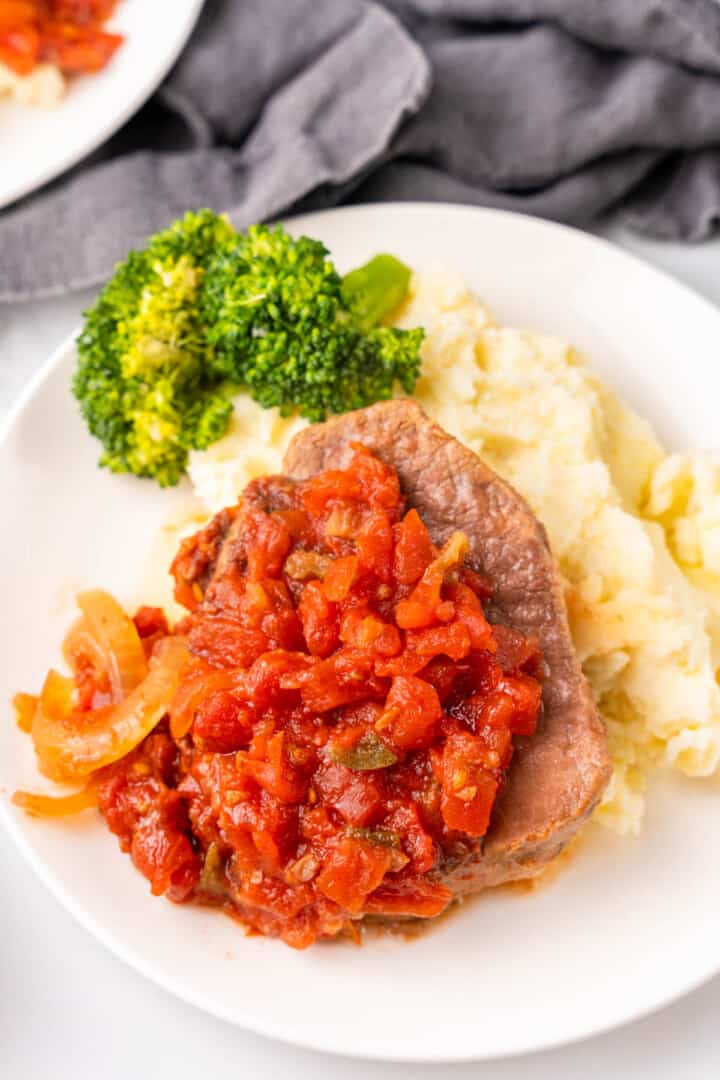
1;204;719;1063
0;0;204;209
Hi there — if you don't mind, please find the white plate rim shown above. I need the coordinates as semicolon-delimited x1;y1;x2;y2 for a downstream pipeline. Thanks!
1;202;720;1063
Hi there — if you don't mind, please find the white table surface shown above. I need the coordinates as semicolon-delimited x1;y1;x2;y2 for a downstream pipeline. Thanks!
2;220;720;1080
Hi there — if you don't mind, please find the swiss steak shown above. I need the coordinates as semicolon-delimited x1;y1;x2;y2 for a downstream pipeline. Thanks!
282;400;611;893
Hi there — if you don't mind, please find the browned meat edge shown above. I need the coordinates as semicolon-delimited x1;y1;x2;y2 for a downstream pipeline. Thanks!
282;400;611;894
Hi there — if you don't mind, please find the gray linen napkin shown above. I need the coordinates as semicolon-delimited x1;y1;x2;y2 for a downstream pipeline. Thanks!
4;0;720;303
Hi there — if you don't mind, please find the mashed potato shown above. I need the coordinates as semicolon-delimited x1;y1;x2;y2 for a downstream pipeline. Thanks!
188;267;720;835
0;61;64;105
187;394;307;514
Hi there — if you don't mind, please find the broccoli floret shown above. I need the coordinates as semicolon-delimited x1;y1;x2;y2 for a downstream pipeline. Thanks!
74;210;237;486
201;225;423;421
74;212;423;486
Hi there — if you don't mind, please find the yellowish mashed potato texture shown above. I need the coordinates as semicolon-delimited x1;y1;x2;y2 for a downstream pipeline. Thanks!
188;267;720;835
0;61;64;105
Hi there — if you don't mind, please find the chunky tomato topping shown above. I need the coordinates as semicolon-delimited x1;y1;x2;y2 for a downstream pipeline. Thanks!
17;446;543;949
0;1;123;77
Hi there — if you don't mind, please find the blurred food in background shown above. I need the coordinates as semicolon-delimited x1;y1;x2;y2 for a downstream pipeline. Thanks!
0;0;123;105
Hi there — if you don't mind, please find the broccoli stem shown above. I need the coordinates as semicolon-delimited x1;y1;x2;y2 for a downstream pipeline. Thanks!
341;254;412;333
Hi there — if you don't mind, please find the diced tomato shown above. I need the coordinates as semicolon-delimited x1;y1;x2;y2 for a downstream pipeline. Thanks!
356;510;394;581
0;0;123;77
96;771;200;900
133;606;169;639
192;691;254;753
300;472;362;515
291;648;386;713
382;675;443;751
440;768;498;836
141;732;178;786
374;650;428;678
39;25;122;72
260;605;304;651
419;656;459;702
322;555;359;602
299;804;337;848
394;570;443;629
232;860;314;920
498;673;542;736
363;878;453;918
132;605;170;658
131;814;200;900
241;740;308;804
301;446;400;518
242;650;310;710
454;687;511;733
454;604;496;651
384;802;436;874
347;443;402;513
315;837;392;912
314;760;385;826
244;507;292;581
188;616;268;669
298;580;339;658
393;508;434;585
395;533;468;629
0;4;40;34
0;25;39;74
339;607;401;657
433;728;504;836
406;620;471;662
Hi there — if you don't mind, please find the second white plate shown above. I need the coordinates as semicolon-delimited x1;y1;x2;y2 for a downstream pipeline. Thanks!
0;0;204;209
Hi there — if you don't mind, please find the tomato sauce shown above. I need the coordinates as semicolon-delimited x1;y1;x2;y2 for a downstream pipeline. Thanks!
93;446;543;948
0;1;123;77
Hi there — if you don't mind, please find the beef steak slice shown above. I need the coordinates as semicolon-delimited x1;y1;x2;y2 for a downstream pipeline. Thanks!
283;400;611;893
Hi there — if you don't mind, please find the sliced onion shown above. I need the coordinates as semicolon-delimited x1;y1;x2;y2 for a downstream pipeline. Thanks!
32;636;191;782
434;531;469;573
12;692;39;734
76;589;148;702
40;669;74;719
284;549;333;582
12;787;97;817
62;615;106;675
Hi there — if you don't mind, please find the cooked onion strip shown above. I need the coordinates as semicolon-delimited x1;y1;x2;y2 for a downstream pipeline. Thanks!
12;787;97;817
76;589;148;701
31;636;191;782
12;692;38;733
62;615;106;677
